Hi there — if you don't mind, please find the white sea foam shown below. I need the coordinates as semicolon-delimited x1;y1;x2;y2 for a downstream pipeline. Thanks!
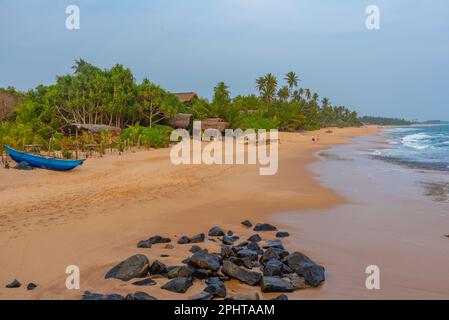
402;133;431;150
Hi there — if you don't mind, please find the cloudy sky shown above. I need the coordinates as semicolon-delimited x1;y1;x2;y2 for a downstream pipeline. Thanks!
1;0;448;120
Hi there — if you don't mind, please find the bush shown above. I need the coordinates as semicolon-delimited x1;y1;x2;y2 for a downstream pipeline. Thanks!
121;124;173;148
236;116;279;131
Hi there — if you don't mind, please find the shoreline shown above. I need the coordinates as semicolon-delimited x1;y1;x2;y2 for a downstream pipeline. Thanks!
0;126;380;299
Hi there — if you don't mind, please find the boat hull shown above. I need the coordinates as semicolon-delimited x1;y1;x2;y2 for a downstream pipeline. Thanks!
4;145;85;171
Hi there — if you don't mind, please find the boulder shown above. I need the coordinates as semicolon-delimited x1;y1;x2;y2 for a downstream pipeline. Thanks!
205;277;226;298
161;277;193;293
132;278;156;286
260;248;280;265
148;235;171;244
190;245;202;253
282;252;325;287
105;254;150;281
241;220;253;228
276;231;290;238
261;239;284;250
247;234;262;242
82;291;125;300
149;260;168;275
263;259;283;276
193;269;214;279
190;233;205;243
6;279;21;288
125;292;158;300
167;265;195;279
285;273;307;290
253;223;277;231
208;226;225;237
221;260;261;286
189;251;221;271
260;276;295;293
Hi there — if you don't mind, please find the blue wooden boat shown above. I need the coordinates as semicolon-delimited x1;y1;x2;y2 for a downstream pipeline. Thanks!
4;145;85;171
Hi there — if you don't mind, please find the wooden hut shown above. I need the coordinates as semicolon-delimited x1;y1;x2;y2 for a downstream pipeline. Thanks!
201;118;229;132
162;113;193;129
63;123;122;135
172;92;198;104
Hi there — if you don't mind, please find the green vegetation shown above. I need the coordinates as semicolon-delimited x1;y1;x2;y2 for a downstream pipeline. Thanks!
0;60;362;155
360;116;414;126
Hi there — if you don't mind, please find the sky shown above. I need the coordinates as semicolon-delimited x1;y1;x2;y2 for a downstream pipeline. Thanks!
0;0;448;121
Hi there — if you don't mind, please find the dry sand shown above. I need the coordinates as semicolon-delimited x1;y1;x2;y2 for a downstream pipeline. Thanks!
0;125;416;300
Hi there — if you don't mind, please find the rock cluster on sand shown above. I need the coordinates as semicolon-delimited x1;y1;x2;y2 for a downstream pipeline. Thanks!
99;222;325;300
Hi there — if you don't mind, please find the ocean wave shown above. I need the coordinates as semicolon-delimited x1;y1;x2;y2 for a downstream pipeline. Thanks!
401;133;431;150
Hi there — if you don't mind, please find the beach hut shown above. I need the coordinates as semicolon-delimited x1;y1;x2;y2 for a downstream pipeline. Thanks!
172;92;198;104
63;123;122;135
201;118;229;132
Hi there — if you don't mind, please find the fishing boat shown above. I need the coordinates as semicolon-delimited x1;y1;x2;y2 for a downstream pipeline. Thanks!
3;145;85;171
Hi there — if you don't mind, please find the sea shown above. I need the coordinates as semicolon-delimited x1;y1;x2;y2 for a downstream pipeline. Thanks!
373;125;449;172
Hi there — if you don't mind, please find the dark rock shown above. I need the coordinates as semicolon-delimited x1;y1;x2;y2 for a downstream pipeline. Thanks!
220;245;233;258
125;292;158;300
285;274;307;290
137;240;152;248
263;259;283;276
260;248;280;265
167;265;195;279
253;223;277;231
234;241;249;248
160;254;170;258
282;252;325;287
193;269;213;279
190;233;205;243
105;254;150;281
26;283;37;290
132;278;156;286
241;220;253;228
276;231;290;238
227;230;234;236
260;276;295;293
271;294;288;300
190;245;202;253
15;161;33;170
261;239;284;249
221;260;261;286
177;236;190;244
149;260;168;275
236;249;258;261
6;279;21;288
161;277;193;293
229;256;244;266
247;241;263;254
189;251;221;271
82;291;124;300
189;291;213;300
205;277;226;298
208;226;225;237
222;235;236;245
248;234;262;242
182;258;191;264
241;257;255;269
148;235;171;244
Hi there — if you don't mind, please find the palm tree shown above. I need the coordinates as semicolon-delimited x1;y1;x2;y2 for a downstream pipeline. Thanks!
278;86;289;101
305;88;311;100
284;71;299;97
256;73;278;112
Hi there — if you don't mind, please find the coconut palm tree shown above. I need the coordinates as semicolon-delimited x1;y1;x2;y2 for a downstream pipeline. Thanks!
284;71;299;97
278;86;289;101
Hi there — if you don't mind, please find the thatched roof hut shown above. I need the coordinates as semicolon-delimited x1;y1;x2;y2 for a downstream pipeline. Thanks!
63;124;122;135
201;118;229;132
163;113;193;129
172;92;198;103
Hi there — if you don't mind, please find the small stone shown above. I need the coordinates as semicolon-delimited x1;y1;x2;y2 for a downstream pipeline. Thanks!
247;241;263;254
285;273;307;290
263;259;283;276
248;234;262;242
167;265;195;279
150;260;168;275
132;278;157;286
222;235;236;245
227;230;234;236
177;236;190;244
190;233;205;243
26;282;38;290
205;277;226;298
161;277;193;293
230;291;260;300
125;292;158;300
253;223;278;231
271;294;288;300
190;245;202;253
160;254;170;258
241;220;253;228
260;276;295;293
221;260;261;286
164;244;174;249
261;239;284;249
282;252;325;287
189;251;221;271
189;291;213;300
260;248;280;265
137;240;152;248
208;226;225;237
193;269;214;279
148;235;171;244
82;291;124;300
276;231;290;238
221;245;233;259
6;279;21;288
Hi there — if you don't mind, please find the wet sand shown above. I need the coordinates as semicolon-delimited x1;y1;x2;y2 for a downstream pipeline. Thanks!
4;125;444;300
